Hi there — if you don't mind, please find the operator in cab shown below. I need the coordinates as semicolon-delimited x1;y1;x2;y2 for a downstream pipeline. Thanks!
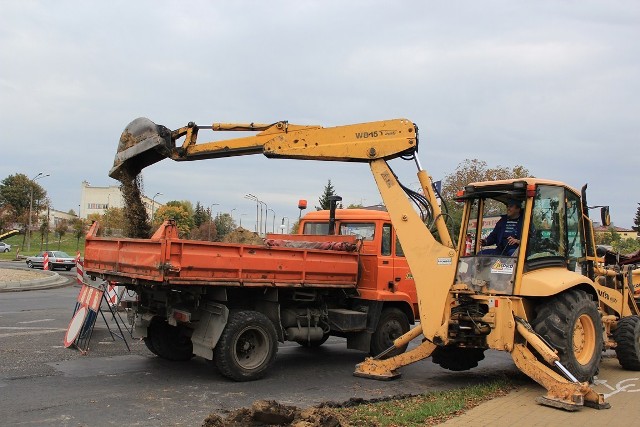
480;200;523;256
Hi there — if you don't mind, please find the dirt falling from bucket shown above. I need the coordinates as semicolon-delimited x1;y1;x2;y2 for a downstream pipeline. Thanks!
118;170;152;238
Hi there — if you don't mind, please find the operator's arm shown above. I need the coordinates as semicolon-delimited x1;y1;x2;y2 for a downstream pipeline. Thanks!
482;217;504;246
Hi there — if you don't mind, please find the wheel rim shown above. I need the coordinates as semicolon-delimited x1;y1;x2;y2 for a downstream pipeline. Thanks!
574;313;596;365
381;319;403;347
232;326;269;370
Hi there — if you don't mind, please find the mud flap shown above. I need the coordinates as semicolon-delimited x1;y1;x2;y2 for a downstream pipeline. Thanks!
191;302;229;360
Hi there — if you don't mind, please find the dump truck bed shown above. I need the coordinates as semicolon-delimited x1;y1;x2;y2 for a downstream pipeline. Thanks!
83;221;360;288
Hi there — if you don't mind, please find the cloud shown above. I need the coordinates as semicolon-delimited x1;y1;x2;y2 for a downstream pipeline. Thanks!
1;0;638;228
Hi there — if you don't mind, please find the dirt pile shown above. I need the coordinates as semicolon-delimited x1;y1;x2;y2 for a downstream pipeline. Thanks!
202;400;348;427
117;170;152;238
222;227;265;245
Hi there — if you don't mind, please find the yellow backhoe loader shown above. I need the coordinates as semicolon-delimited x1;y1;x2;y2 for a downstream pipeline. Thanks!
108;116;640;410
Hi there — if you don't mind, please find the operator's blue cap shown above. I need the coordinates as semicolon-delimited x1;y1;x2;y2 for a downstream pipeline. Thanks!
507;199;522;208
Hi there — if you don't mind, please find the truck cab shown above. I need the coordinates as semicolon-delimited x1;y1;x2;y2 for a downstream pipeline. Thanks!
299;208;417;320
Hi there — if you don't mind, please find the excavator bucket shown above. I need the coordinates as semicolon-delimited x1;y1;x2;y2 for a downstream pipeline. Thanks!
109;117;174;180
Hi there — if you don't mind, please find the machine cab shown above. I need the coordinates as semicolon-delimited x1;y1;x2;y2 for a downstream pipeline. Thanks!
455;179;592;295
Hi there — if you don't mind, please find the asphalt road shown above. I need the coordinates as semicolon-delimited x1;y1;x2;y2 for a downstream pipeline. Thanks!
0;276;522;426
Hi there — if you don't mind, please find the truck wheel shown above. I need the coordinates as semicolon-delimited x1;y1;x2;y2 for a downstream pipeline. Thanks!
370;307;410;358
147;319;193;361
613;315;640;370
532;289;603;382
214;310;278;381
431;346;486;371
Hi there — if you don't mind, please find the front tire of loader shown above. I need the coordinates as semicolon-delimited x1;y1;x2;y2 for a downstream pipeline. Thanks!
613;315;640;370
214;310;278;381
532;289;603;382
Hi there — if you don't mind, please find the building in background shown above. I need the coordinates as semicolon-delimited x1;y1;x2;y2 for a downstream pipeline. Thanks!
79;181;163;219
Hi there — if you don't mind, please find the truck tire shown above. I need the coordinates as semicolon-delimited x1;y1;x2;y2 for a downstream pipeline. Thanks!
146;319;193;361
431;346;486;371
370;307;410;358
613;315;640;370
532;289;603;382
214;310;278;381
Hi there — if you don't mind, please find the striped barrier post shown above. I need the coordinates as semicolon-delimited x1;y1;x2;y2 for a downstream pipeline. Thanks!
43;252;49;270
76;258;84;286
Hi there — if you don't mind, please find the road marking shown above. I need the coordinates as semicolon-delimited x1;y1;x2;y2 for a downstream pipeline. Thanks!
0;326;62;330
0;328;66;338
594;377;640;398
18;318;55;324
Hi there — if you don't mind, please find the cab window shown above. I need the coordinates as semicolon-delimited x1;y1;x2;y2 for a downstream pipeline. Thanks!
340;223;375;240
381;223;392;256
303;222;330;235
526;185;567;269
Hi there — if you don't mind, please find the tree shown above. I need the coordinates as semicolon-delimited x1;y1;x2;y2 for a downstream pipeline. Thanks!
103;207;125;236
347;203;364;209
214;213;236;241
70;217;86;250
154;204;193;237
54;220;68;250
0;173;48;247
193;202;207;228
38;214;49;251
633;203;640;233
440;159;531;239
316;179;339;210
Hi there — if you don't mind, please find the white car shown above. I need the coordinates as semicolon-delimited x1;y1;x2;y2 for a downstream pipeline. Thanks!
0;242;11;253
26;251;76;271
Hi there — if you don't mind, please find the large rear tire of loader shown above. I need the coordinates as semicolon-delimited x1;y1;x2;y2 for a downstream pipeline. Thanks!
370;307;410;358
532;289;603;382
431;346;486;371
214;310;278;381
613;315;640;370
146;319;194;361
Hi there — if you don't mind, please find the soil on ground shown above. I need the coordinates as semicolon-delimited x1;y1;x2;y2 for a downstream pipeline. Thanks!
202;400;348;427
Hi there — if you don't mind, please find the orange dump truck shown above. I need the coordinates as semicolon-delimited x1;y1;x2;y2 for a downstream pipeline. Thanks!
83;208;418;381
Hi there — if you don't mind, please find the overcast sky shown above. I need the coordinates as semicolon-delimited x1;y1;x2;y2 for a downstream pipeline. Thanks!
2;1;638;231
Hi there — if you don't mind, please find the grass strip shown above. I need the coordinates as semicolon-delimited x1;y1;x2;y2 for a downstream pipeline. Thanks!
337;377;514;426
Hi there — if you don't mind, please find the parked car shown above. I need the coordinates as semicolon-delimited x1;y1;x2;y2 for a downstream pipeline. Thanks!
26;251;76;271
0;242;11;253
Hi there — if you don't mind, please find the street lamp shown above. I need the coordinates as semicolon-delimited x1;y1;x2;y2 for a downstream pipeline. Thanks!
245;194;260;233
208;203;219;241
267;208;275;234
239;213;247;228
259;200;268;236
280;217;290;234
230;208;237;226
151;192;163;221
28;172;50;252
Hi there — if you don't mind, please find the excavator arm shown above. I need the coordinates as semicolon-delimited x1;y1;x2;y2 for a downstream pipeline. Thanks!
111;117;420;178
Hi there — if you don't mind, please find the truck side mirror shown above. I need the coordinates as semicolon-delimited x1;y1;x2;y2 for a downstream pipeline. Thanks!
600;206;611;227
